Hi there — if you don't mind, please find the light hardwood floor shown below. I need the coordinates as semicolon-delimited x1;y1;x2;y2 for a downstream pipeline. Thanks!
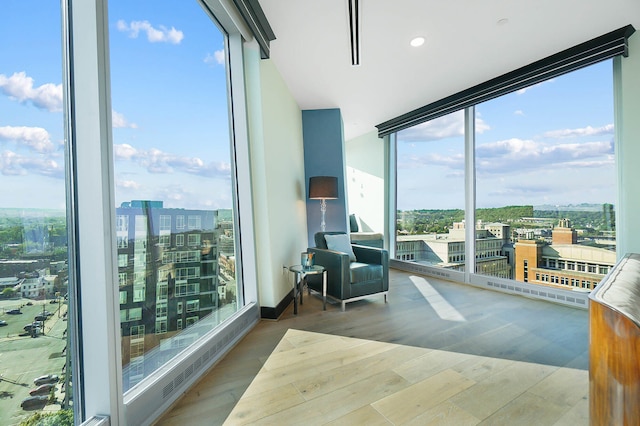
156;269;589;425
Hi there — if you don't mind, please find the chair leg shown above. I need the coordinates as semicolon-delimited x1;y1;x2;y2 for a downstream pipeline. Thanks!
384;293;387;303
341;301;346;312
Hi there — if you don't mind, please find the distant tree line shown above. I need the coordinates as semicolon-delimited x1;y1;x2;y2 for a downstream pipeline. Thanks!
0;216;67;260
534;203;615;233
397;204;615;235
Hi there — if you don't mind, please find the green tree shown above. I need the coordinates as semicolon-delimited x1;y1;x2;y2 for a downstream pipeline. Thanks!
1;288;16;299
20;409;73;426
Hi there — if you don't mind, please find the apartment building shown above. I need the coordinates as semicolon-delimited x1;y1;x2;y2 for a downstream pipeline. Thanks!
396;221;511;278
515;220;616;290
115;201;236;390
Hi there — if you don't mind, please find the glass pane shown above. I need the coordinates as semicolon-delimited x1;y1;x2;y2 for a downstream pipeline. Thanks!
475;61;617;289
0;2;73;424
108;1;240;392
396;111;466;270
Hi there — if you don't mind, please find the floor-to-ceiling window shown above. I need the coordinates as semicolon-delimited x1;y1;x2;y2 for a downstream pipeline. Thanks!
394;60;617;294
475;61;617;289
0;2;74;424
396;111;465;271
0;0;257;423
108;0;242;392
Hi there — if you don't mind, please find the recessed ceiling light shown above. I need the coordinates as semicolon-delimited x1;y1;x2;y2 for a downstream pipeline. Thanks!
410;37;425;47
497;18;509;25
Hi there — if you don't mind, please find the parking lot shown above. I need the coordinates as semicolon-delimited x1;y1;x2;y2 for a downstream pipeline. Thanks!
0;299;66;337
0;298;68;425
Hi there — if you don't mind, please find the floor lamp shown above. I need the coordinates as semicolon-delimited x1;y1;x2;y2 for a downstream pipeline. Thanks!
309;176;338;232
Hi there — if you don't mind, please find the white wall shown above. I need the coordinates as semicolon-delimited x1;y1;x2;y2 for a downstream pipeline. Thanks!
345;130;385;233
616;33;640;257
245;50;307;309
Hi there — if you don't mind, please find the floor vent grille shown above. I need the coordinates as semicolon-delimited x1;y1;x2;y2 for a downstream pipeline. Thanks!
184;364;194;380
162;382;174;399
174;371;184;388
390;262;589;310
123;305;260;426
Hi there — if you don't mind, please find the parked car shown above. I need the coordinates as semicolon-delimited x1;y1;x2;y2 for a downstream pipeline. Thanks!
7;309;22;314
33;374;59;386
34;314;47;321
29;383;55;396
26;301;33;306
24;321;43;331
20;395;48;409
0;320;7;326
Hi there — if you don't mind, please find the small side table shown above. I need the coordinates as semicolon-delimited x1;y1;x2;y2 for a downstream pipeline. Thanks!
288;264;327;314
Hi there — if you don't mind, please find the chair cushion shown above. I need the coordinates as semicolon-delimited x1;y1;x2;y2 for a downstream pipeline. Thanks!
325;233;356;262
350;262;383;283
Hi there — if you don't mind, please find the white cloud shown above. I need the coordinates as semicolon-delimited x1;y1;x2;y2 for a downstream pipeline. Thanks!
398;110;490;142
214;50;225;64
113;143;231;178
204;50;225;66
116;179;141;189
0;126;63;179
112;110;138;129
514;110;524;116
516;79;555;95
414;152;464;171
0;150;64;178
114;143;138;160
117;19;184;44
476;138;613;174
543;124;614;139
0;126;55;153
0;72;62;112
153;184;232;210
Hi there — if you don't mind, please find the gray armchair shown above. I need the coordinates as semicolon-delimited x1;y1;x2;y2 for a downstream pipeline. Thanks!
306;231;389;311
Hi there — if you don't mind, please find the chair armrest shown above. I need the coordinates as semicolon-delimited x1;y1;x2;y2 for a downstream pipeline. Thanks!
308;247;351;299
352;245;388;265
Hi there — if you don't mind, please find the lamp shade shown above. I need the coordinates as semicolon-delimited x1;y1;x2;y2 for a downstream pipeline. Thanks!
309;176;338;199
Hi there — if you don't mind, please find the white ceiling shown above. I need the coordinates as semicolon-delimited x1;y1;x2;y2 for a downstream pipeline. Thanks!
259;0;640;141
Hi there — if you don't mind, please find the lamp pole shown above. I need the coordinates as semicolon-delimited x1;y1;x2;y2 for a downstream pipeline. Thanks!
320;198;327;232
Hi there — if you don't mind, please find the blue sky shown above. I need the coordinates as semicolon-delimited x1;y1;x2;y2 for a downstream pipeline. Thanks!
397;60;616;211
1;2;617;214
1;1;232;211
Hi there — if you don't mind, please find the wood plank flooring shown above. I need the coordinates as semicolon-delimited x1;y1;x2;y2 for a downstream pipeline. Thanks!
156;269;589;425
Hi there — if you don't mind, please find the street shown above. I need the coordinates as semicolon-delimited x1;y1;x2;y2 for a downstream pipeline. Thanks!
0;298;69;425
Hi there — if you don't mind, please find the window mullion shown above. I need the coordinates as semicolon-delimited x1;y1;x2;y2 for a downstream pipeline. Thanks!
386;133;397;257
67;0;124;422
464;106;476;282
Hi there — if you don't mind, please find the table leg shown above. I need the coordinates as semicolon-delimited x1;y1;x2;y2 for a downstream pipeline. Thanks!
322;270;327;310
299;274;304;306
293;271;298;315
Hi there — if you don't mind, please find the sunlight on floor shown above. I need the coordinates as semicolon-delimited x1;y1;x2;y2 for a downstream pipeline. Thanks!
410;275;467;322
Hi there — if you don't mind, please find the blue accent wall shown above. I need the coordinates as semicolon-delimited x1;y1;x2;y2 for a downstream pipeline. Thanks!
302;109;348;246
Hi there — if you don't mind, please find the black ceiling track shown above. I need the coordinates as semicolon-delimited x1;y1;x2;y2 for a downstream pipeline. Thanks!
348;0;361;66
377;24;636;138
232;0;276;59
